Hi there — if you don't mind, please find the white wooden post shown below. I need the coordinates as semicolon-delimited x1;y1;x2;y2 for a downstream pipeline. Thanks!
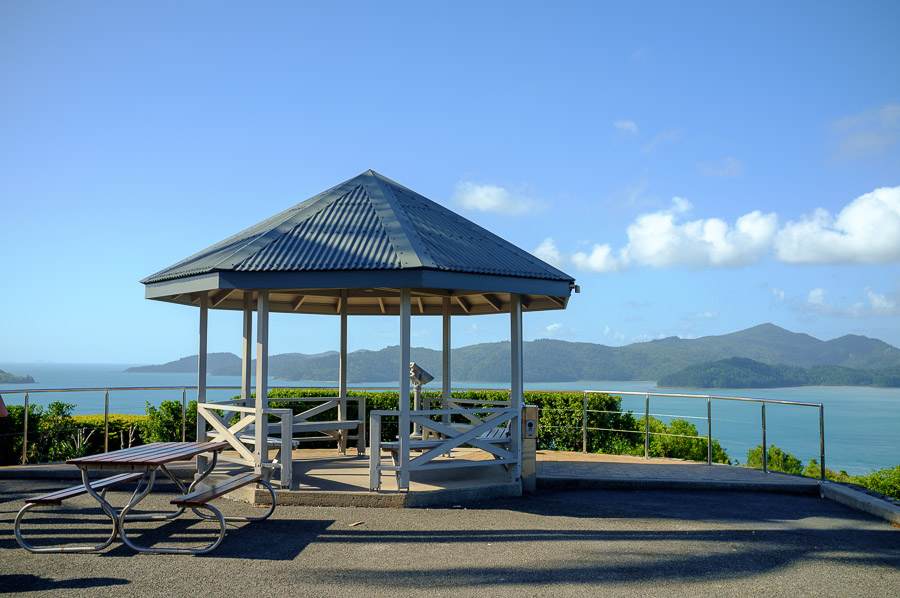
509;293;523;483
399;288;411;490
442;296;451;426
338;289;349;454
241;292;253;403
196;294;208;471
255;290;269;476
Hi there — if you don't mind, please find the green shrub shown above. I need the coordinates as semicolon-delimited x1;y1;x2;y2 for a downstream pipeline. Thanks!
858;465;900;500
647;418;731;464
0;403;42;465
143;400;197;443
746;444;804;474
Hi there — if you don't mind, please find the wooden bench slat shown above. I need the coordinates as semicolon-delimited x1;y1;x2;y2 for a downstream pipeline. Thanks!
27;472;145;505
171;473;264;507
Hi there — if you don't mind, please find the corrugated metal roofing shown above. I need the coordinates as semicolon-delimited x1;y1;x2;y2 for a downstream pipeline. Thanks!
141;170;574;285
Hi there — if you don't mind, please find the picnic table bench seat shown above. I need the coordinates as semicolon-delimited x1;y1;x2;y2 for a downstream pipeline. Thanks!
15;472;146;553
23;472;145;506
171;471;275;522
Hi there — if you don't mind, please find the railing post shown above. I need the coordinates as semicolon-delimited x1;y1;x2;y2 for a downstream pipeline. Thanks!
706;397;712;465
644;394;650;460
182;388;187;442
104;390;110;453
582;392;587;454
22;393;30;465
819;404;825;482
369;413;382;491
761;402;767;473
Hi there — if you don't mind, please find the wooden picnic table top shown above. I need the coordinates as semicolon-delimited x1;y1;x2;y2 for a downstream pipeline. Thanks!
67;441;229;469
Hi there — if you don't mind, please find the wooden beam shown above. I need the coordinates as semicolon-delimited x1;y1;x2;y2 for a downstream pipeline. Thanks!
521;295;531;310
292;295;306;311
378;297;386;314
547;295;566;308
336;295;342;314
210;289;235;308
455;296;470;314
416;296;424;314
481;293;502;312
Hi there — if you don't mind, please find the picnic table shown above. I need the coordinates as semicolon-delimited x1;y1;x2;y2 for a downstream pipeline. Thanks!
14;441;275;555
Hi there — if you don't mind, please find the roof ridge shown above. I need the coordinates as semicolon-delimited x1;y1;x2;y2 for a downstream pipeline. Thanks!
364;173;438;269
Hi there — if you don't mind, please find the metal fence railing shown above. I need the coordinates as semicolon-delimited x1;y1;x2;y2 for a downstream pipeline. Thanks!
0;386;825;481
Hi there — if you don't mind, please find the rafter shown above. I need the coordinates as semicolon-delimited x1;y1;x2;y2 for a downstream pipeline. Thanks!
455;296;470;314
481;293;502;312
417;296;424;314
547;295;566;308
292;295;307;311
378;297;386;314
210;289;236;308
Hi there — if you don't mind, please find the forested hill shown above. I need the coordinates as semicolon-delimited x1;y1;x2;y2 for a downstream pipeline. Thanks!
123;323;900;384
658;357;900;388
0;368;35;384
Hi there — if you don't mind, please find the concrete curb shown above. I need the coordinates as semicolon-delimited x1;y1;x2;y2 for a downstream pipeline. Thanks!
820;481;900;525
537;476;821;496
241;481;523;508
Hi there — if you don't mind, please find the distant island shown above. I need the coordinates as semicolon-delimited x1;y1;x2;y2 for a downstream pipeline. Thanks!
125;323;900;388
0;368;35;384
658;357;900;389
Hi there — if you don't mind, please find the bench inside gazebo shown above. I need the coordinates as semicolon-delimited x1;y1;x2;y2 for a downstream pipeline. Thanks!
141;170;576;495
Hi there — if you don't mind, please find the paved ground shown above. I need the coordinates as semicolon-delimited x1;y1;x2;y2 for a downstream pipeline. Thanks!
3;477;899;597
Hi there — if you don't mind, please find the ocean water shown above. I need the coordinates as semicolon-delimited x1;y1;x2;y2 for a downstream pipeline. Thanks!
1;362;897;475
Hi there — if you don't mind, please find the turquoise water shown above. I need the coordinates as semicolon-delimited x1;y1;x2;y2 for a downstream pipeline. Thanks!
1;363;897;475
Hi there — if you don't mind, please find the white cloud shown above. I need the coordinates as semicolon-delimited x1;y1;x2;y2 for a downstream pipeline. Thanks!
641;129;679;154
452;182;541;215
563;185;900;273
774;186;900;264
828;103;900;161
697;157;745;178
572;242;627;273
772;287;786;301
571;197;779;272
539;322;577;338
613;119;638;135
866;288;900;316
603;326;627;343
533;237;565;268
802;286;900;318
687;311;719;320
622;197;778;268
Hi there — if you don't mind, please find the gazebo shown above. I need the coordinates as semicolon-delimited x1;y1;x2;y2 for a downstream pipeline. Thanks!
141;170;576;492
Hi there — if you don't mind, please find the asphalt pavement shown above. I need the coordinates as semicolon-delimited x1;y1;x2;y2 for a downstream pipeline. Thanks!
2;477;898;597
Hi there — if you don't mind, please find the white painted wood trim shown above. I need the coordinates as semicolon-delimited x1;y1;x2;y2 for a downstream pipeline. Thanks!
442;297;451;426
241;292;253;402
255;291;269;474
399;288;411;490
509;293;523;483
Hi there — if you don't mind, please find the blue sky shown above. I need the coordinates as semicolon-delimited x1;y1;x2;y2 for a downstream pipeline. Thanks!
2;1;899;365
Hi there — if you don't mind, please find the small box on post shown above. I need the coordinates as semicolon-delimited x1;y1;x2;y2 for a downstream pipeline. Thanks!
521;404;539;492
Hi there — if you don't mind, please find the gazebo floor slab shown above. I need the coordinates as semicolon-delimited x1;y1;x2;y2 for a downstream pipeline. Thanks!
217;448;522;508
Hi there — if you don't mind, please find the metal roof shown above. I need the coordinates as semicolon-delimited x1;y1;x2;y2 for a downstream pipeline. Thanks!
142;170;576;315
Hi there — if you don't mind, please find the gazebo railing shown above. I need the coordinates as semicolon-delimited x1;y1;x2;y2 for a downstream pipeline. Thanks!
198;400;294;488
369;407;519;491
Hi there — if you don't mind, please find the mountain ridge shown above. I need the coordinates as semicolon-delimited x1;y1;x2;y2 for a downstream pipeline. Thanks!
123;323;900;384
